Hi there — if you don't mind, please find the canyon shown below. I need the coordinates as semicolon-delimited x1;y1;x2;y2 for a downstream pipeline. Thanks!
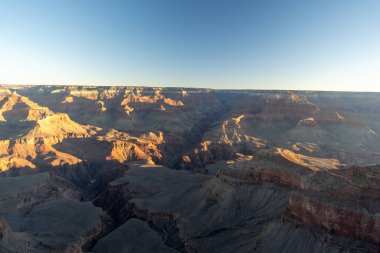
1;85;380;252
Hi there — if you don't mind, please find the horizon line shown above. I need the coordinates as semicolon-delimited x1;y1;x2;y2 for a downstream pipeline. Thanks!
1;83;380;94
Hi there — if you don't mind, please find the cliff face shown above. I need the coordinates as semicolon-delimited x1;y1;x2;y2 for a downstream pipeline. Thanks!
285;164;380;245
287;192;380;244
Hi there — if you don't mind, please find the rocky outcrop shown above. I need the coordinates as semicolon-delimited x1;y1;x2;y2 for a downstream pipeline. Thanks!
217;163;310;189
25;113;96;140
98;129;164;164
287;191;380;244
0;171;104;252
181;114;267;168
70;89;99;100
214;148;342;188
0;156;36;172
0;103;98;170
0;172;83;211
0;173;52;211
120;87;186;116
286;164;380;245
1;199;105;252
94;218;177;253
0;219;40;253
0;92;52;122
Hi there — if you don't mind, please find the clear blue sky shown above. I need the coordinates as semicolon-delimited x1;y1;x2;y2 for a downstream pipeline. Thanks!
0;0;379;91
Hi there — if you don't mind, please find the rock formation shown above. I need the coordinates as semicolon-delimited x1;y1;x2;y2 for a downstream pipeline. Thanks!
1;85;380;252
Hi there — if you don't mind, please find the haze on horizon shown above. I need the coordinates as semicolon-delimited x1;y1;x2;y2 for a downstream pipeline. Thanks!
0;0;379;92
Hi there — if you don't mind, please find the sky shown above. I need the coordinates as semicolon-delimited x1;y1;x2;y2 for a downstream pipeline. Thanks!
0;0;379;91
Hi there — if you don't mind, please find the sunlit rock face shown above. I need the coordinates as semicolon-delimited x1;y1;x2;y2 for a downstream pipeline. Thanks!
1;85;380;252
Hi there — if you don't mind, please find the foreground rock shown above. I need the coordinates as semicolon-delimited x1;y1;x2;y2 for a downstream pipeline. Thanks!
94;218;176;253
94;160;380;252
1;199;104;252
0;173;104;252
